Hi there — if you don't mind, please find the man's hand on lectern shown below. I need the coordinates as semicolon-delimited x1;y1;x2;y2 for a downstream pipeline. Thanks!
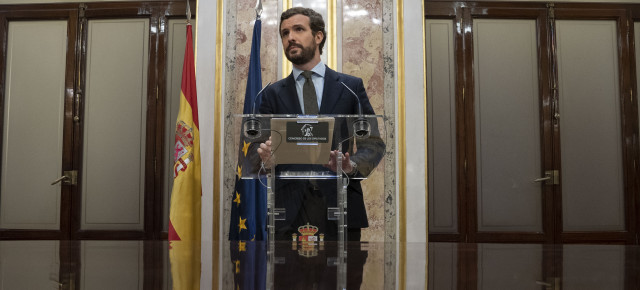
257;136;273;167
326;150;354;174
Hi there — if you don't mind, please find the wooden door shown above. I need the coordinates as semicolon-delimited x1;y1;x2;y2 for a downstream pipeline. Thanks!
0;6;78;240
427;2;639;244
553;6;635;244
0;2;193;241
73;5;153;240
467;7;554;243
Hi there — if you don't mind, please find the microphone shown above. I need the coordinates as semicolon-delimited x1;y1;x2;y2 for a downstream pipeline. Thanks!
340;81;371;139
243;82;271;139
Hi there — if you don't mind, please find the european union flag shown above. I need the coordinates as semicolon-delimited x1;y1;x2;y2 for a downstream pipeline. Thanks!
229;18;267;242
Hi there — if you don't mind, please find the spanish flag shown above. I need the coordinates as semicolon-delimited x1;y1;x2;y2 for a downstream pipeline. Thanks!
168;23;200;290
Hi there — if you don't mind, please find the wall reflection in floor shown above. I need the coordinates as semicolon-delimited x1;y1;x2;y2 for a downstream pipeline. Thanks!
1;240;638;289
0;240;168;290
429;242;640;290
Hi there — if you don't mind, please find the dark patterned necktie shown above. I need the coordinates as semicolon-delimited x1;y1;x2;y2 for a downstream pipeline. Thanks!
301;70;318;114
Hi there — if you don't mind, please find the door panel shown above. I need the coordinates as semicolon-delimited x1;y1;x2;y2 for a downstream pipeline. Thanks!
0;241;60;289
426;19;458;234
556;20;625;232
562;245;625;290
81;19;149;231
80;241;143;289
1;20;68;230
427;243;457;290
472;19;543;233
477;244;543;290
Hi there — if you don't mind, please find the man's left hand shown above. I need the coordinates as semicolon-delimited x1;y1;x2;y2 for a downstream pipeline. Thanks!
326;150;354;174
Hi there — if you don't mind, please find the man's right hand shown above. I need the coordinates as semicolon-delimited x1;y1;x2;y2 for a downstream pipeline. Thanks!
257;136;273;166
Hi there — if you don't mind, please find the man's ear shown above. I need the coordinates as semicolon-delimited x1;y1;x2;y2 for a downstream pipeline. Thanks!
314;31;324;45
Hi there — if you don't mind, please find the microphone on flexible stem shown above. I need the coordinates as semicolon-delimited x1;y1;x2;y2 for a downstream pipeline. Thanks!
340;81;371;139
243;82;272;139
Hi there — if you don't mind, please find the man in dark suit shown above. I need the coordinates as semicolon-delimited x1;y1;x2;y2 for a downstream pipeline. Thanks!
256;7;384;241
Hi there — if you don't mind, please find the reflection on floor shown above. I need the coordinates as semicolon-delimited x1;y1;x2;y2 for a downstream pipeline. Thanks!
429;242;640;290
0;240;170;290
1;241;638;289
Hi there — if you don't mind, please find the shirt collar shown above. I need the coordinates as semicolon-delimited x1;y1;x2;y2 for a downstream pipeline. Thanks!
292;61;326;80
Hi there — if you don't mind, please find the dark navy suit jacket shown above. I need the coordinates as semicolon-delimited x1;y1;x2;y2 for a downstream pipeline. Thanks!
259;66;384;234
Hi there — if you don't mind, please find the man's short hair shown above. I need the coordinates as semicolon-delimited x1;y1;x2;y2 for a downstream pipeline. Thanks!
280;7;327;55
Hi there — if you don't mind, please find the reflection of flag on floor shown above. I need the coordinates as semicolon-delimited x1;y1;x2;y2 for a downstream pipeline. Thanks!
168;23;200;290
231;241;267;290
229;18;267;241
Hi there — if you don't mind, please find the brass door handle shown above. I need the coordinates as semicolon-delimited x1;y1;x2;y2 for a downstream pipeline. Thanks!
536;280;552;286
51;176;69;185
534;175;551;182
534;170;559;185
50;170;78;185
536;277;560;290
536;280;553;290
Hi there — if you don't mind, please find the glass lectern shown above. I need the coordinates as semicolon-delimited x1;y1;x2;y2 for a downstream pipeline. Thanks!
235;114;385;289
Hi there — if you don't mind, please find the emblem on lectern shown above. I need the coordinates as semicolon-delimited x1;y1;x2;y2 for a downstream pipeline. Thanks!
297;223;318;241
292;223;325;257
301;124;314;137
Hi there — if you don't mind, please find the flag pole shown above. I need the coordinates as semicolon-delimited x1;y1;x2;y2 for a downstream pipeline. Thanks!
255;0;262;20
186;0;192;24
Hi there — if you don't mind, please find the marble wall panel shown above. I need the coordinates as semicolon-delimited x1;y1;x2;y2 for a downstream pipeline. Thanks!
342;0;386;242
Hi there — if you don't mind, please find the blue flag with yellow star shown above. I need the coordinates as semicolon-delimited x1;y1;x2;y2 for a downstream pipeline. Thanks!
229;18;267;241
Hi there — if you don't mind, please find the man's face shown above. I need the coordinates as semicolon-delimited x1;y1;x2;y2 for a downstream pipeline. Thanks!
280;14;323;66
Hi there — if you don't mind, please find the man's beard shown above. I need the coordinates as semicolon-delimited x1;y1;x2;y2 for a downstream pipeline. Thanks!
285;43;316;65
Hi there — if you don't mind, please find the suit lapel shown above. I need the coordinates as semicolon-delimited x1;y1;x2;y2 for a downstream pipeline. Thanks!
319;67;342;114
279;73;302;114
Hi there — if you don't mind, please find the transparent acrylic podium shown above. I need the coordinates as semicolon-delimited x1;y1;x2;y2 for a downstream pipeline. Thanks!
235;114;385;290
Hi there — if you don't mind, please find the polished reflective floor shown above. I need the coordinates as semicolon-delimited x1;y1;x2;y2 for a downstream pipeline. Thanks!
1;241;639;289
429;243;640;290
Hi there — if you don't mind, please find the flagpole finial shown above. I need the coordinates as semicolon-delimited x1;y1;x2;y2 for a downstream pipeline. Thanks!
255;0;263;20
186;0;192;24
